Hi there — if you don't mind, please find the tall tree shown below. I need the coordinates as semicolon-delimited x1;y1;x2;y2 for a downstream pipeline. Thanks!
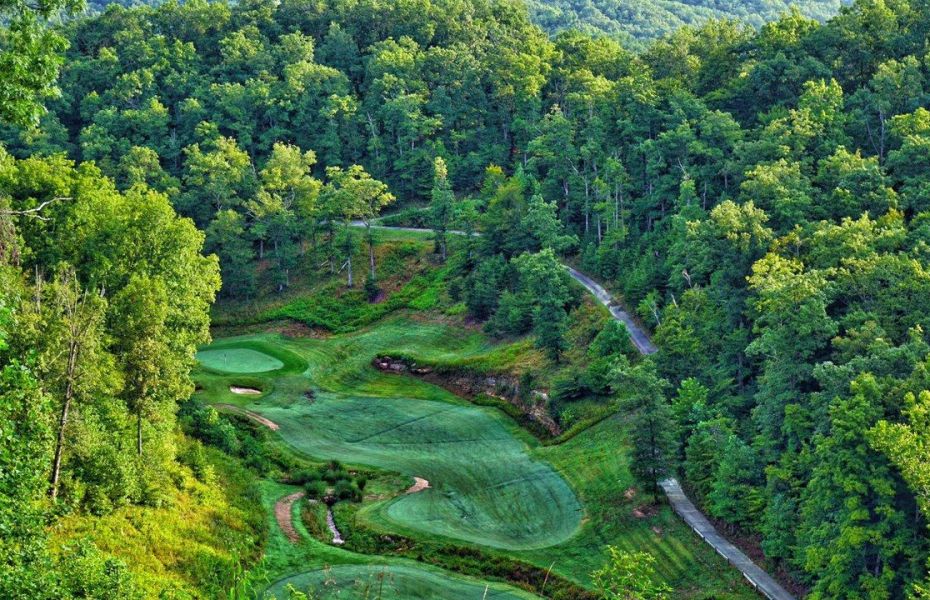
430;156;454;261
613;358;676;502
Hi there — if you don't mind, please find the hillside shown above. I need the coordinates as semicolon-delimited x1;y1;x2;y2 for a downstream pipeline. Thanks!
526;0;845;42
5;0;930;598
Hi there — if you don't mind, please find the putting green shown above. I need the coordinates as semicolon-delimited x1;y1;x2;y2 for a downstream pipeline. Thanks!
196;348;284;374
266;564;539;599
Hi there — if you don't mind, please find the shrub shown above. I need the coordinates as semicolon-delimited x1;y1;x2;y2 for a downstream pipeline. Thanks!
304;480;327;500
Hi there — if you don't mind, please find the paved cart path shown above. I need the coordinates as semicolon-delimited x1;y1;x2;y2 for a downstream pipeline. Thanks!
563;266;658;355
660;479;794;600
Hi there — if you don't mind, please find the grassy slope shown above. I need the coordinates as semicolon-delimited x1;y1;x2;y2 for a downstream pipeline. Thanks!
194;317;755;598
49;443;265;599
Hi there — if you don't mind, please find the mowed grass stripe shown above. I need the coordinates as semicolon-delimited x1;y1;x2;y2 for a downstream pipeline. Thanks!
267;564;541;599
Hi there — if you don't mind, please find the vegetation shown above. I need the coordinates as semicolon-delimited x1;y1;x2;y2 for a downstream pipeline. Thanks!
192;317;752;597
6;0;930;597
525;0;843;45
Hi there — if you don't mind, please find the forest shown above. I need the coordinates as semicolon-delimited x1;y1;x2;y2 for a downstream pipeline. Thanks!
3;0;930;598
525;0;845;44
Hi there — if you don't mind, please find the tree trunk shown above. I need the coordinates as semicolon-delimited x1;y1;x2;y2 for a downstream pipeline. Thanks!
347;255;353;288
367;223;376;279
50;328;80;500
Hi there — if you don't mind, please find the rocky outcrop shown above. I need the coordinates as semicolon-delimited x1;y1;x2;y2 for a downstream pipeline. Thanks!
373;356;560;436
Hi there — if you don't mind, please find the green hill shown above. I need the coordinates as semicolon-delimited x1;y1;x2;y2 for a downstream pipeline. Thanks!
526;0;845;43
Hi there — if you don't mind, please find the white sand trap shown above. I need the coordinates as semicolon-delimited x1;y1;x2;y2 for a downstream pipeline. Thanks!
230;386;262;395
406;477;431;494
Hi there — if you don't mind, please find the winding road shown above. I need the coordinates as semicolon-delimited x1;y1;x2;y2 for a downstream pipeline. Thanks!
566;265;793;600
351;220;795;599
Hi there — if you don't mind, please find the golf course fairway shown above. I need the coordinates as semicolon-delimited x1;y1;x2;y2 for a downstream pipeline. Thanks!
195;323;582;551
266;564;541;599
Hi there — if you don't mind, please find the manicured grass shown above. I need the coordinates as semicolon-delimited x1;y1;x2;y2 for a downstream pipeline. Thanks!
196;324;581;551
195;317;755;598
196;347;285;373
256;481;541;600
268;564;540;599
267;391;581;550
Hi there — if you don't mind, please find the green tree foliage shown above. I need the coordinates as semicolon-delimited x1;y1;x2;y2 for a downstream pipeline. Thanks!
591;546;671;600
8;0;930;595
612;358;675;502
430;156;454;261
0;0;81;126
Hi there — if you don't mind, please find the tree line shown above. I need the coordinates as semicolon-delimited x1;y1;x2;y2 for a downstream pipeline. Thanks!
5;0;930;597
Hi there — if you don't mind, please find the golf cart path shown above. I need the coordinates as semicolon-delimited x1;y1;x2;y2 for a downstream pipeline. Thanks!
565;268;793;600
660;479;793;600
563;267;658;355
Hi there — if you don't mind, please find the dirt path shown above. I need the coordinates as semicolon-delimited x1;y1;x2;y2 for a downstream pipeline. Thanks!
275;491;305;543
406;477;430;494
215;403;279;431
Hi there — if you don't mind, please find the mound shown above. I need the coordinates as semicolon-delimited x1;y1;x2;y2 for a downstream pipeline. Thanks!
197;348;284;373
267;564;540;599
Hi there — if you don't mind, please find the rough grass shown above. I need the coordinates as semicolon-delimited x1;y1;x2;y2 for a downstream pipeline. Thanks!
194;317;756;598
213;236;446;333
525;416;755;597
50;443;264;599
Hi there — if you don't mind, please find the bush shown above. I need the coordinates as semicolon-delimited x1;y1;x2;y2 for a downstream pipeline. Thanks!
334;479;361;502
365;275;380;302
322;461;348;484
304;480;327;500
290;468;322;486
550;368;590;403
179;441;213;483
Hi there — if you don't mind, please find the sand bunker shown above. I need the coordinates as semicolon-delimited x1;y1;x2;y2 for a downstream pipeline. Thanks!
230;386;262;395
406;477;431;494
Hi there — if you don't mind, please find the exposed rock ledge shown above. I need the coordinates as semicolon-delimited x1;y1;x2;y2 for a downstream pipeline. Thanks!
373;356;560;436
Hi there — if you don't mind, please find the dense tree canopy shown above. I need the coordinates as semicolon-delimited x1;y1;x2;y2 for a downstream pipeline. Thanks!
6;0;930;597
